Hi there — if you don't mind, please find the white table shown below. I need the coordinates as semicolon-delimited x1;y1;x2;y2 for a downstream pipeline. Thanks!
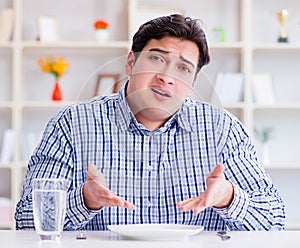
1;230;300;248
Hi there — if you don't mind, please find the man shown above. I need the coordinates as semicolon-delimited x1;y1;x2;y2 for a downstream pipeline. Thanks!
15;14;285;231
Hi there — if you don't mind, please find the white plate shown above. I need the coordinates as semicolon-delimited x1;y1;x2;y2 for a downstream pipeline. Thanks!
107;224;204;240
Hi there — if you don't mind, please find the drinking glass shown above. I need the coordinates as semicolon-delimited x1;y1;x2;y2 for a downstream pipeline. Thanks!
32;178;68;241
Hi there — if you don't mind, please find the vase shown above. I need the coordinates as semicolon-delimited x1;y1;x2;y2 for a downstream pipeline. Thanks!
95;29;109;42
52;80;63;101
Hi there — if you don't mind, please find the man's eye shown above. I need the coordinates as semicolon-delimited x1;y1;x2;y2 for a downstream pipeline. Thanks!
178;65;191;73
149;55;164;63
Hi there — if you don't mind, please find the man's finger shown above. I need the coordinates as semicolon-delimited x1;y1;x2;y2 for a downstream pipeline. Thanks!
177;198;194;209
123;200;136;210
109;196;136;210
208;164;224;178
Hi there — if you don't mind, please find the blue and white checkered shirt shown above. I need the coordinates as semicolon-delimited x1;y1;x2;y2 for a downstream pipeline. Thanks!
15;86;285;231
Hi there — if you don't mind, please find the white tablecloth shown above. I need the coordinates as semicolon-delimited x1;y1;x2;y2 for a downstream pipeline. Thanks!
1;230;300;248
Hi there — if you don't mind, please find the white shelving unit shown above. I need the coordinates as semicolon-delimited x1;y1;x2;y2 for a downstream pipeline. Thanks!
0;0;300;230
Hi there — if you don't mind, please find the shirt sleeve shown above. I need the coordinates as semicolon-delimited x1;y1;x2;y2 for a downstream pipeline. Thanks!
214;111;286;230
14;107;99;230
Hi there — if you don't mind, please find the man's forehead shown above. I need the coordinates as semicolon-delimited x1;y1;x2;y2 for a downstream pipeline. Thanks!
141;38;199;66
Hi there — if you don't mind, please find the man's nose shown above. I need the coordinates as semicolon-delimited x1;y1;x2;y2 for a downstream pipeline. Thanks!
156;72;175;86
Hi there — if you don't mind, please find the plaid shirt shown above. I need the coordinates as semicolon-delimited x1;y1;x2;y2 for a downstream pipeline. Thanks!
15;86;285;231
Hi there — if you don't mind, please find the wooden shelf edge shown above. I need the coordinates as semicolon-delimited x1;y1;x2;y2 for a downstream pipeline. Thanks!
21;101;75;108
285;222;300;230
253;43;300;50
264;163;300;169
21;41;131;49
253;104;300;110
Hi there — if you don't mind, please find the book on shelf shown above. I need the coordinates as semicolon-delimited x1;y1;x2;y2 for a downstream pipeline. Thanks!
0;129;14;165
0;8;14;42
252;73;275;104
210;72;244;105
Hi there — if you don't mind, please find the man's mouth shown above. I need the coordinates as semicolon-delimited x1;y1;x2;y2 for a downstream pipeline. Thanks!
151;88;171;98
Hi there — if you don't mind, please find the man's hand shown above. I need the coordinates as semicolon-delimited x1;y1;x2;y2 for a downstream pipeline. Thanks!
177;164;233;215
82;164;136;211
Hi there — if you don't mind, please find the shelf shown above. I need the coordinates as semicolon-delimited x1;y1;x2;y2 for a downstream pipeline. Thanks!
21;41;131;49
0;102;13;108
0;164;12;169
0;43;13;49
264;163;300;170
0;223;11;230
253;43;300;50
222;102;245;109
285;222;300;231
209;42;244;49
253;103;300;110
21;101;75;108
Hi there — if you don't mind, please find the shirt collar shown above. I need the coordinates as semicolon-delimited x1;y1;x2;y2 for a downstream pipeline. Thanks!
116;84;194;133
175;100;194;132
116;84;134;131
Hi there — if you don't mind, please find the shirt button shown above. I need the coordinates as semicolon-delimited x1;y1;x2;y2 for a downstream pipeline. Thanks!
148;166;152;171
147;201;151;207
79;214;84;221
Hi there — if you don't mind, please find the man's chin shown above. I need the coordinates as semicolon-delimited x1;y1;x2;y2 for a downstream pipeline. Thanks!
138;106;179;120
130;98;183;116
126;89;184;116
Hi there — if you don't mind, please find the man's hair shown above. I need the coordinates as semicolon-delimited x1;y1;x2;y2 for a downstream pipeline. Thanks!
131;14;210;74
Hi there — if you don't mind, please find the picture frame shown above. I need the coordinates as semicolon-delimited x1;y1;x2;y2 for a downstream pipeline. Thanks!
0;8;14;42
37;15;59;42
133;6;185;32
94;73;120;96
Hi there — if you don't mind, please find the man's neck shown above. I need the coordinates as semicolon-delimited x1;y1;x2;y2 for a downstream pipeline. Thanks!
134;112;167;131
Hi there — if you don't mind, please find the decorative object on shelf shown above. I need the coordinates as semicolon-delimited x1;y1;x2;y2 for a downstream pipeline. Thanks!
37;56;69;101
51;80;63;101
0;8;14;42
94;19;109;42
276;9;289;43
212;27;225;42
94;73;120;97
254;127;274;165
37;15;59;42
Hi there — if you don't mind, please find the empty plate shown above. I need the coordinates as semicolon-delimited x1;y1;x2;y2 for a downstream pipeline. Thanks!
107;223;204;240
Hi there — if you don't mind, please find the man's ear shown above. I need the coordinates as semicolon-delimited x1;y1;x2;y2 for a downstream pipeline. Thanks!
125;51;135;76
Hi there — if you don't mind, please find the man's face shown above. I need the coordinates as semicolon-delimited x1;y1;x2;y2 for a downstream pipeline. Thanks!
125;37;199;130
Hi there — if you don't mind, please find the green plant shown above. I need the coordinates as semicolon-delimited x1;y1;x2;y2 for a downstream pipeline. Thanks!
254;127;273;144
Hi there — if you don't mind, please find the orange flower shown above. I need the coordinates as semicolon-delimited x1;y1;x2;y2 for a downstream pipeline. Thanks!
94;19;109;29
37;56;69;79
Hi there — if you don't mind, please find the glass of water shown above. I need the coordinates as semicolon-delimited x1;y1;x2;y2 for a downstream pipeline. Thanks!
32;178;68;241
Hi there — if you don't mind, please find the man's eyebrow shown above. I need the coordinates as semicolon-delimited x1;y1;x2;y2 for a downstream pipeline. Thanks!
148;48;195;68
